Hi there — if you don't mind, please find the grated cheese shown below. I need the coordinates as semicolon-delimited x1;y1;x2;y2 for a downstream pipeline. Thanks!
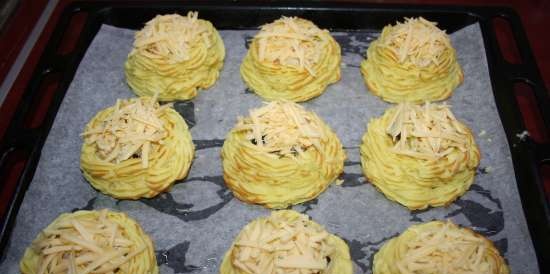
386;102;469;160
396;221;497;274
232;213;332;274
32;209;145;274
516;130;529;140
255;17;328;76
81;97;170;168
380;17;451;67
234;101;324;157
130;12;212;64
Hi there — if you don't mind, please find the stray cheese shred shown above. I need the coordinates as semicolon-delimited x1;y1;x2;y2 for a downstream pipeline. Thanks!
360;102;480;210
221;101;346;208
19;210;158;274
220;210;353;274
373;220;510;274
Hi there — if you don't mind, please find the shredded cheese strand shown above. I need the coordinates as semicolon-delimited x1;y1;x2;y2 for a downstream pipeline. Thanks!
255;16;327;75
234;100;325;157
386;102;469;160
381;17;451;67
81;97;168;168
130;12;211;64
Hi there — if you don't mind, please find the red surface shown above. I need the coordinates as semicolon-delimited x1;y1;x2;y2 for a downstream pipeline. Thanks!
0;0;49;86
0;151;27;219
0;0;548;217
0;0;69;140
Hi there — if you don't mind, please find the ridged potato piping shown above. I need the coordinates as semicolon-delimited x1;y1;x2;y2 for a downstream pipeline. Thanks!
221;101;345;208
125;12;225;101
219;210;353;274
240;16;341;102
373;220;509;274
360;17;463;103
360;103;480;210
20;210;158;274
80;97;194;199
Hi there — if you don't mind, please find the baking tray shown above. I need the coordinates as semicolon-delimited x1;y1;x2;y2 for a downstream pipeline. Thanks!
0;1;549;272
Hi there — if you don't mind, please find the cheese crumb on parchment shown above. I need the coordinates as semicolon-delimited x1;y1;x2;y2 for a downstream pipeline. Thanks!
485;166;493;173
386;102;469;160
516;130;529;140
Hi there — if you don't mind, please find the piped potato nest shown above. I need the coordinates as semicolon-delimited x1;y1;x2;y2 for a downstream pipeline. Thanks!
373;220;509;274
220;210;353;274
360;102;480;210
240;16;341;102
360;17;463;103
80;96;194;199
221;100;346;209
20;209;158;274
125;12;225;101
